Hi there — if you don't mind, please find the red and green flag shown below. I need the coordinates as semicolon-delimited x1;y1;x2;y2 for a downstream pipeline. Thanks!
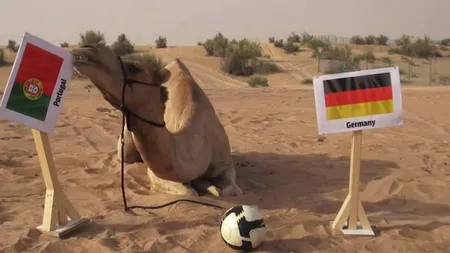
5;43;63;121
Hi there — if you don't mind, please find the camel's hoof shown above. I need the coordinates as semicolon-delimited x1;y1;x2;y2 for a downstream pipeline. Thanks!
220;184;243;197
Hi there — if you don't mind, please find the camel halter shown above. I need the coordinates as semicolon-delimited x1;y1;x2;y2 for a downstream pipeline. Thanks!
116;56;224;212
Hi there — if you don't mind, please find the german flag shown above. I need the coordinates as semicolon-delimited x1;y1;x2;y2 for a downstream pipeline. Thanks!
324;72;393;120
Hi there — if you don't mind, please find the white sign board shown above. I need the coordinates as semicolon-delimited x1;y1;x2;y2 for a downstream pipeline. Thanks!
0;32;73;134
313;67;403;134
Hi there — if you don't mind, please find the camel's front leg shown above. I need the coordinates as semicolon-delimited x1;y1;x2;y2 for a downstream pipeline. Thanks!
147;168;199;196
117;126;143;164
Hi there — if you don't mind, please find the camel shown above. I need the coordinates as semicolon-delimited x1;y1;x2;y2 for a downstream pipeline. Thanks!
71;45;243;197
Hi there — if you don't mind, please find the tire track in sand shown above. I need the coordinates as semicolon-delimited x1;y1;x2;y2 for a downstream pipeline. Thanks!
182;59;247;89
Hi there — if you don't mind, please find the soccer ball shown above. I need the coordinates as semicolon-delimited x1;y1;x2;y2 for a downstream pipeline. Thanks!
220;205;266;251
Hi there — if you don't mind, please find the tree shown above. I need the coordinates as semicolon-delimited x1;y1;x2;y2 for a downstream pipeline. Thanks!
395;34;412;46
7;40;19;52
364;35;376;45
375;35;389;46
155;36;167;48
350;36;365;45
79;30;106;47
111;33;134;55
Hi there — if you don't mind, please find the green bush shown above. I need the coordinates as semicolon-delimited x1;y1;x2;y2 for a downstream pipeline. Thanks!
203;39;215;56
364;35;376;45
440;38;450;46
79;30;106;47
203;33;279;77
197;42;203;46
268;36;275;43
7;40;19;52
350;36;365;45
0;49;5;66
375;35;389;46
248;75;269;87
283;40;300;54
212;32;228;57
60;42;69;48
288;32;301;43
123;53;163;71
111;33;134;55
220;38;262;76
301;32;314;43
389;35;442;58
274;39;284;48
252;60;279;74
155;36;167;48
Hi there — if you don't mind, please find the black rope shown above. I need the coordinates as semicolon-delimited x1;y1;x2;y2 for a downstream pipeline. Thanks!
116;56;225;212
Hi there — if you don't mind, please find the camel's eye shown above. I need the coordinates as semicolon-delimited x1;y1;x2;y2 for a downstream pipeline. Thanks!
127;63;142;74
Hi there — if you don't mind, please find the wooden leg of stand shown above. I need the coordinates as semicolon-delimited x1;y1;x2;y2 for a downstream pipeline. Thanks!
32;129;89;238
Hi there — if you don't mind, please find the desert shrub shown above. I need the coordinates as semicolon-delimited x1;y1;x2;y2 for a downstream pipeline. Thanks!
155;36;167;48
376;35;389;46
248;75;269;87
439;46;448;51
268;36;275;43
320;45;353;61
123;53;163;71
79;30;106;47
203;33;279;77
301;78;313;84
440;38;450;46
395;34;413;46
389;35;441;59
306;39;330;53
350;36;365;45
203;39;215;56
60;41;69;48
7;40;19;52
324;60;360;74
283;40;300;54
0;49;5;66
288;32;301;43
111;33;134;55
212;32;228;57
197;42;203;46
301;32;314;43
252;60;279;74
274;39;284;48
220;38;262;76
364;35;376;45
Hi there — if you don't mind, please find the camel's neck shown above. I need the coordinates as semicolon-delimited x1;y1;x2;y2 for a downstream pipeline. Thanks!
126;103;183;182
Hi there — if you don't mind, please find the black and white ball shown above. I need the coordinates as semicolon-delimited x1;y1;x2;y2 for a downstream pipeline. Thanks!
220;205;266;251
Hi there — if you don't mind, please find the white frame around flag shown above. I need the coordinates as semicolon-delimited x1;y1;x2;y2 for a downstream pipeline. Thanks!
313;67;403;135
0;32;73;134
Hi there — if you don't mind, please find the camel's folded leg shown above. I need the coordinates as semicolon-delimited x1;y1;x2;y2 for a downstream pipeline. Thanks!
147;168;199;196
191;179;221;197
117;126;143;164
212;167;243;197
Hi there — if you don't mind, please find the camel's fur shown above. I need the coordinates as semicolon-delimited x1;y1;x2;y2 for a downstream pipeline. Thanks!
71;46;242;197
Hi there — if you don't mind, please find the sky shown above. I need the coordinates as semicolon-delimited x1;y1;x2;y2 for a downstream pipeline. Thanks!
0;0;448;46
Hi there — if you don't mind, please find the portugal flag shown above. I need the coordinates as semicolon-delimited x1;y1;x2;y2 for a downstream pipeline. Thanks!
6;43;63;121
324;72;394;120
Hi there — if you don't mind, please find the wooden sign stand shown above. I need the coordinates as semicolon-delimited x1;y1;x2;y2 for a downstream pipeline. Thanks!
32;129;89;238
331;130;375;236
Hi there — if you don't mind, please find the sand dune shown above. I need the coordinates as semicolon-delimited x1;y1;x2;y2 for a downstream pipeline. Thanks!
1;45;450;253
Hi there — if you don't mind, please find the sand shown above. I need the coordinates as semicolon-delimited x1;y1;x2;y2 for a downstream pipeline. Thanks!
1;45;450;253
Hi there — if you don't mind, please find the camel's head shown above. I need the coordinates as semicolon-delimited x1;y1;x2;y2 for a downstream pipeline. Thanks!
71;45;170;108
